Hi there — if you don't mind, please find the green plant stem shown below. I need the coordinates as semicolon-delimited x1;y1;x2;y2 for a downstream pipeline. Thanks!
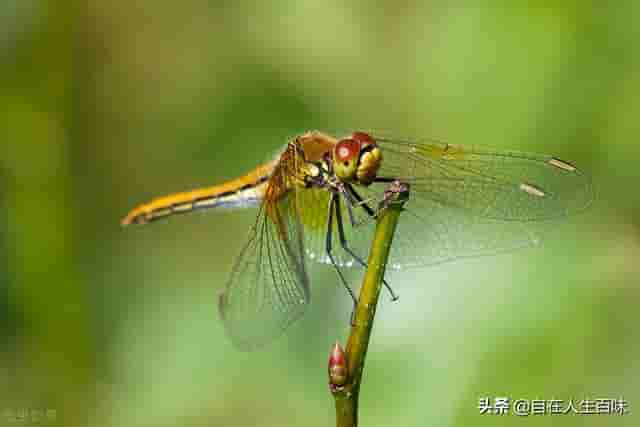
332;182;409;427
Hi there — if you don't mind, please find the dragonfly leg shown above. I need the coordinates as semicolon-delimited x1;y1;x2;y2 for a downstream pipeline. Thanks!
335;195;399;302
346;184;376;219
326;193;359;314
341;189;360;227
373;176;396;183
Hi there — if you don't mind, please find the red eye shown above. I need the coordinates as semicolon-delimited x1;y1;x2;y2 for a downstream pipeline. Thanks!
334;138;361;162
351;131;375;146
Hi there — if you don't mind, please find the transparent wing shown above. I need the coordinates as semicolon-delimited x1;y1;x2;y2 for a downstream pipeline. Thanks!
375;137;593;221
356;183;542;269
297;182;541;270
218;148;309;351
298;137;593;270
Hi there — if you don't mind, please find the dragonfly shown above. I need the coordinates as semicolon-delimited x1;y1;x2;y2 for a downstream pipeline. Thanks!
122;131;593;350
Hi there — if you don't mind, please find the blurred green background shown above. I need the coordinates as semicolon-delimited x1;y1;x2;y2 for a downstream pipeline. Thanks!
1;1;638;426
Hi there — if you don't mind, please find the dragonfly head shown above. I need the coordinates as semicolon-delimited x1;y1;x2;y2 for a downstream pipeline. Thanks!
332;132;382;185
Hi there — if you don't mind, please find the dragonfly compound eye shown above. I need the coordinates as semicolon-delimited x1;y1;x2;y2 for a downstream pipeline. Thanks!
351;131;375;146
352;132;382;185
333;138;361;181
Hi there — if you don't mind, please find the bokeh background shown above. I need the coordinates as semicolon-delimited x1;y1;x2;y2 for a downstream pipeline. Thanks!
1;1;638;426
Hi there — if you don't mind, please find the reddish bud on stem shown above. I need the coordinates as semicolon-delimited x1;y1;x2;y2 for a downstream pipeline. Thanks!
328;342;348;389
